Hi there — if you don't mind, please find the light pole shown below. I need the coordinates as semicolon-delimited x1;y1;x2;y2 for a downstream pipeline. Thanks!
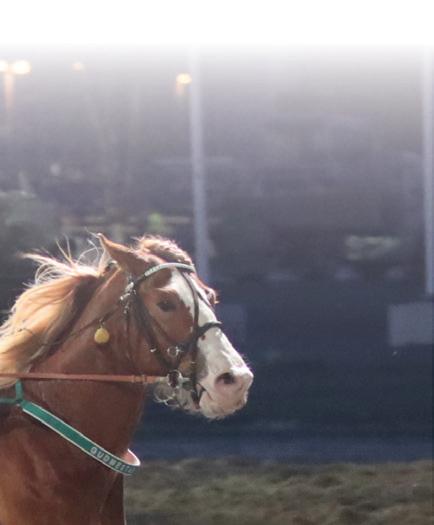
422;49;433;297
0;59;31;132
389;49;434;347
186;50;210;282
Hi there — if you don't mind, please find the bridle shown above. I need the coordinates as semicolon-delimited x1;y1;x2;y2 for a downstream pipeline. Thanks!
122;262;222;407
0;261;223;476
0;261;222;407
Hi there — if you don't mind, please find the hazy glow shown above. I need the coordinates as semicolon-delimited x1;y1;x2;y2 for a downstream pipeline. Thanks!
0;60;32;75
176;73;193;85
72;62;85;72
11;60;32;75
0;0;433;47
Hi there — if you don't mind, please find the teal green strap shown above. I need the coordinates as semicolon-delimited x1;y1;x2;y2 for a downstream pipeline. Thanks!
0;379;23;404
0;381;140;476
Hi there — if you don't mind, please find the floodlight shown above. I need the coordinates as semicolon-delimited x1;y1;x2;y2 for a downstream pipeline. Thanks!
10;60;31;75
176;74;193;85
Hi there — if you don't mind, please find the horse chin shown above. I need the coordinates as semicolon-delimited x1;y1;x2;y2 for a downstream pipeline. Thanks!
178;397;230;420
161;390;236;420
153;382;245;420
197;391;246;420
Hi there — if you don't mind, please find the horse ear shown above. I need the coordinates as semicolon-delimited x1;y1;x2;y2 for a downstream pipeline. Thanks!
97;233;150;276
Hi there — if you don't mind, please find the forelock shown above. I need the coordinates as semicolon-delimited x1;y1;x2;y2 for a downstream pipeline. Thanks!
134;235;193;265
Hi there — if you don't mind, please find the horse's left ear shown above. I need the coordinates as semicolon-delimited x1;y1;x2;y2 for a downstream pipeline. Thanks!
97;233;150;276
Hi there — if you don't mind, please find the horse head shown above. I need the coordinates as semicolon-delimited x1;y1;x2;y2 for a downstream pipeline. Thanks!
0;233;254;521
99;234;253;419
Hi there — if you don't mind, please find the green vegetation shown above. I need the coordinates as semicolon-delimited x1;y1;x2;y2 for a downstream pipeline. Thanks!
125;458;433;525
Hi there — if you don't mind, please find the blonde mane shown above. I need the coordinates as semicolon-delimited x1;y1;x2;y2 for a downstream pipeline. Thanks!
0;251;102;389
0;236;192;389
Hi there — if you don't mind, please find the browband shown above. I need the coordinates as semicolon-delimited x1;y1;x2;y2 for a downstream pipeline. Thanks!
134;263;195;285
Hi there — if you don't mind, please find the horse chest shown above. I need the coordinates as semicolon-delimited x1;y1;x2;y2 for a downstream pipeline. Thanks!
0;417;121;524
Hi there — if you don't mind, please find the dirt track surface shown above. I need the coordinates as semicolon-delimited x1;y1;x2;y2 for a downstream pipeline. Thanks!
125;458;433;525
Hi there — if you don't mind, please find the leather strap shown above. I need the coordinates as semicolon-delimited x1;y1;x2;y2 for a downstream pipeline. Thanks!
0;372;162;384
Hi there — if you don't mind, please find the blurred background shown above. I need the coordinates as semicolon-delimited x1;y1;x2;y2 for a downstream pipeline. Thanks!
0;2;432;465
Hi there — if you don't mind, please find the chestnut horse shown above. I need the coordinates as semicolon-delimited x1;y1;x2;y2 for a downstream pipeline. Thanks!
0;234;253;524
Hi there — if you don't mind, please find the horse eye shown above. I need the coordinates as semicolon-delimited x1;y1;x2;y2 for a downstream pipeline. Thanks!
157;300;176;312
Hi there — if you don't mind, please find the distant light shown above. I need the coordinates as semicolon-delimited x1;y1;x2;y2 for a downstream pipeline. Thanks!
72;61;85;72
10;60;31;75
176;73;192;85
0;60;31;75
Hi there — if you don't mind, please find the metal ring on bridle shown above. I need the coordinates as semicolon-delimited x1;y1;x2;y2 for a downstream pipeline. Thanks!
166;369;190;389
166;346;182;358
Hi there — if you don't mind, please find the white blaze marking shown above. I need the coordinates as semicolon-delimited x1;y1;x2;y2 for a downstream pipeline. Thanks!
170;271;247;376
168;269;253;418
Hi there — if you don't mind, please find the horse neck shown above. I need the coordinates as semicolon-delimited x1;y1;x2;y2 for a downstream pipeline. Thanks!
27;270;146;456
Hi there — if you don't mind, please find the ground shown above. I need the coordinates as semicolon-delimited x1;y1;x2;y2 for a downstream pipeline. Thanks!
125;458;433;525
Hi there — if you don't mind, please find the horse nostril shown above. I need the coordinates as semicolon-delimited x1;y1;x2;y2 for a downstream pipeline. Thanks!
216;372;236;386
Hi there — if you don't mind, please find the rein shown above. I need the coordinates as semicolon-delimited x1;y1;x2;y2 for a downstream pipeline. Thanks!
0;261;221;476
0;372;161;383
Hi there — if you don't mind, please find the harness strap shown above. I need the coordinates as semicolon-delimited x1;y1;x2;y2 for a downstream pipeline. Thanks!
0;381;140;476
0;372;162;383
